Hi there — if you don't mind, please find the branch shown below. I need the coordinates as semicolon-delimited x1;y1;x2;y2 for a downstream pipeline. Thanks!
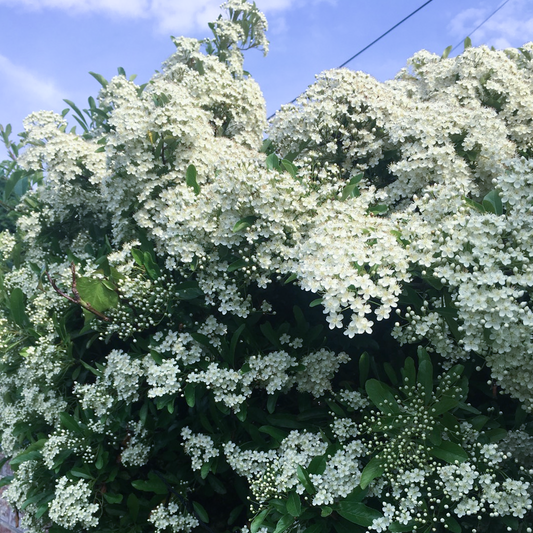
46;263;110;322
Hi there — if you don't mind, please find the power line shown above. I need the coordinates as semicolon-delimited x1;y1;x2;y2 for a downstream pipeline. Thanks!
451;0;512;53
267;0;435;119
337;0;434;69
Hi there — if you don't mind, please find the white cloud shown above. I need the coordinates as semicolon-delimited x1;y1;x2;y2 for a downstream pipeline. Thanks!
0;53;65;110
449;0;533;49
0;0;332;34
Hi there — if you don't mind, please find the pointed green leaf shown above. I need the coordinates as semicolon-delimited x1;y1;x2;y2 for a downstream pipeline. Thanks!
89;71;108;87
176;281;203;300
482;189;503;216
365;379;400;414
59;412;84;435
341;173;362;201
309;298;323;308
10;287;29;328
192;501;209;523
281;159;298;178
441;45;452;59
227;258;247;272
184;383;196;407
360;455;385;489
186;164;200;195
429;440;468;464
336;501;382;527
76;277;118;313
463;196;485;213
367;204;388;214
266;153;280;170
286;492;301;517
417;347;433;404
131;477;168;494
445;516;461;533
359;351;370;389
233;215;257;233
297;465;316;495
251;509;269;533
273;514;294;533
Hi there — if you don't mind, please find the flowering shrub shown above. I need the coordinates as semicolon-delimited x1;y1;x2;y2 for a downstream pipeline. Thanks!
0;1;533;532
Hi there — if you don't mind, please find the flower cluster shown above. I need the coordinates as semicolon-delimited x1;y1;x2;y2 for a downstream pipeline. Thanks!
0;2;533;532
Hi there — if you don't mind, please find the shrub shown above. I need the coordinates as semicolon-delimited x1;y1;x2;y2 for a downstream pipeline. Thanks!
0;1;532;532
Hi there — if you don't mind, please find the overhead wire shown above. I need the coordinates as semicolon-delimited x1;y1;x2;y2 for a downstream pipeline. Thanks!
451;0;512;53
267;0;435;120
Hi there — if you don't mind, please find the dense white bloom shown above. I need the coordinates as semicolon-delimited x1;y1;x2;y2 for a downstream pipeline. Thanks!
48;477;99;529
149;500;199;533
181;426;219;471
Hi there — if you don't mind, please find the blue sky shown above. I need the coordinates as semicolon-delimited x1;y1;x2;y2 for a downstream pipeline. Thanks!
0;0;532;159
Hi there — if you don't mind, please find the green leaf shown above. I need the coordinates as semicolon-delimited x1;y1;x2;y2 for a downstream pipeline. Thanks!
417;347;433;405
267;392;278;414
309;298;323;308
70;468;93;479
127;493;139;521
384;362;398;386
321;506;333;517
0;476;13;488
260;321;281;348
266;153;280;170
297;465;316;495
482;189;503;215
184;383;196;407
430;440;468;464
286;492;301;517
401;357;416;389
63;99;88;126
103;493;123;504
441;45;452;59
89;71;108;87
281;159;298;178
273;514;294;533
340;173;362;201
463;196;485;213
143;251;161;279
464;36;472;49
131;477;168;494
359;352;370;389
10;450;42;468
360;455;385;489
430;396;459;416
229;323;246;366
336;501;382;527
284;273;297;285
485;428;508;443
59;412;84;435
365;379;400;414
192;501;209;523
227;258;247;272
367;204;388;215
228;504;244;525
251;509;269;533
390;522;418;532
10;287;29;328
233;215;257;233
186;164;200;195
4;169;24;200
445;516;461;533
307;455;327;476
322;399;344;419
76;277;118;313
176;281;203;300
